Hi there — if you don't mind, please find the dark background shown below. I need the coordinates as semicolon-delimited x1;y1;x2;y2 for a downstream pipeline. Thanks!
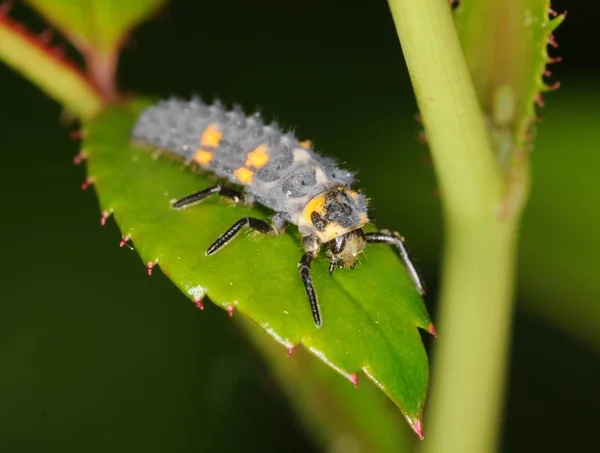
1;0;598;452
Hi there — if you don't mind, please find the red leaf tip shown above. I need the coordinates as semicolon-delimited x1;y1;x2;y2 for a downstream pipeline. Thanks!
194;297;204;310
411;418;424;440
100;210;110;226
427;322;438;337
73;152;86;165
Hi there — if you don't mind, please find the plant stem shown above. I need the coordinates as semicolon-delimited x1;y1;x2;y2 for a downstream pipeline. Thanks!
387;0;523;452
0;14;103;120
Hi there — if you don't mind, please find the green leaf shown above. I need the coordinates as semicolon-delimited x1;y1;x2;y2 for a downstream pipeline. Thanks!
454;0;566;165
23;0;165;55
82;99;434;434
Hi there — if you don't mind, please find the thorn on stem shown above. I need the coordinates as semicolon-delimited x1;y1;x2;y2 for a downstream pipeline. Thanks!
286;346;295;357
146;261;154;276
548;34;558;49
348;373;359;387
548;56;563;64
547;81;561;91
535;94;545;108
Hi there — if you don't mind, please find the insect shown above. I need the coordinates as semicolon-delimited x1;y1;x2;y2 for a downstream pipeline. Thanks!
131;98;424;327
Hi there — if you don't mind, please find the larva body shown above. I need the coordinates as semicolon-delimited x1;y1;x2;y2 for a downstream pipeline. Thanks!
131;98;423;327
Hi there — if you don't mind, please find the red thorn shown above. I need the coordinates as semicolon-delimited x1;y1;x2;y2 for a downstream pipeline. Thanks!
226;305;235;317
348;373;359;387
536;114;545;123
194;297;204;310
100;210;110;226
146;261;154;276
414;113;423;124
287;346;295;357
549;56;563;64
548;34;558;49
411;418;424;440
417;131;428;146
51;45;65;58
543;69;552;77
535;94;545;108
548;8;557;17
547;81;561;91
81;178;93;190
37;29;54;44
69;129;83;140
427;322;438;337
73;152;86;165
119;235;131;247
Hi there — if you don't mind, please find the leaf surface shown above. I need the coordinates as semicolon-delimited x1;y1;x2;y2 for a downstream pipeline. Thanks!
82;99;434;432
454;0;566;164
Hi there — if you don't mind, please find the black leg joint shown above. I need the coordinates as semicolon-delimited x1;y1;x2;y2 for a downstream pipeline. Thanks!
172;185;244;209
298;253;322;327
206;217;273;256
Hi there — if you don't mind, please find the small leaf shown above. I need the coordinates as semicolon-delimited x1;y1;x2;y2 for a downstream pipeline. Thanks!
23;0;165;55
81;99;434;433
454;0;566;163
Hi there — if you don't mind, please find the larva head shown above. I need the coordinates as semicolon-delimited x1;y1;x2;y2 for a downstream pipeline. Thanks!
299;187;369;267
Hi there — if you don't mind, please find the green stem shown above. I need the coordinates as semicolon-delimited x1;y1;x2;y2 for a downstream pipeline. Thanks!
0;15;103;120
387;0;523;451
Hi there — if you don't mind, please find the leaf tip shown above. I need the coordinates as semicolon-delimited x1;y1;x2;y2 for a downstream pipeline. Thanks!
407;415;424;440
73;151;87;165
119;235;131;248
100;209;111;226
146;261;156;276
427;322;438;337
81;177;94;190
194;297;204;310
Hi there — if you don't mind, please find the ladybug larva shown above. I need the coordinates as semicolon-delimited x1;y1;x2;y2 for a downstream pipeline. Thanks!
131;97;424;327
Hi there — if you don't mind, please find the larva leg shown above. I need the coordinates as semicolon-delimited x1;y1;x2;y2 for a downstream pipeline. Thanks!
206;216;286;256
365;230;425;295
298;235;322;327
172;185;245;209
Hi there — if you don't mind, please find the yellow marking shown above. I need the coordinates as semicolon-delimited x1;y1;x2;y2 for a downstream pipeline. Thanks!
300;193;327;227
298;140;312;149
234;167;254;185
245;145;270;168
321;222;352;242
200;124;222;148
193;149;213;165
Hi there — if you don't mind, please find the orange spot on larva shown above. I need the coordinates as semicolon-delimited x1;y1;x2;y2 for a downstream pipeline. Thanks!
234;167;254;185
193;149;213;165
200;124;222;148
298;140;312;149
245;145;270;168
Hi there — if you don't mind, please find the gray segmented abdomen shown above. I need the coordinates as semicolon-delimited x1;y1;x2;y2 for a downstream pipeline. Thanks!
131;98;355;224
